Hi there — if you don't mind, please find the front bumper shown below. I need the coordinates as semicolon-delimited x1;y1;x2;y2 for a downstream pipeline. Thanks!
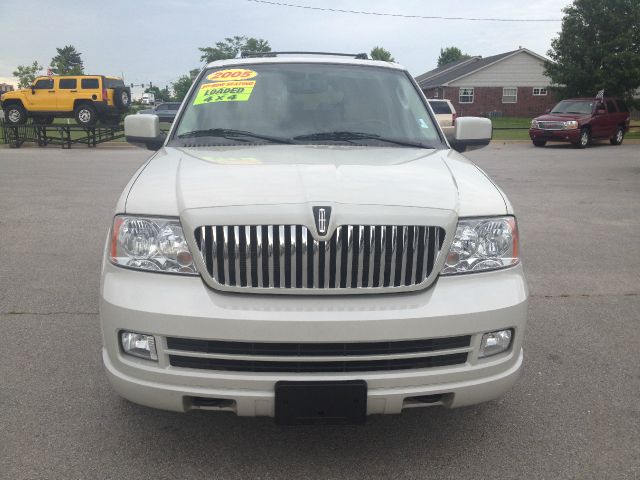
100;261;528;416
529;127;580;143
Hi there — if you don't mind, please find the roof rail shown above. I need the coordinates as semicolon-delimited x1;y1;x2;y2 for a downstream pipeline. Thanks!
240;51;369;59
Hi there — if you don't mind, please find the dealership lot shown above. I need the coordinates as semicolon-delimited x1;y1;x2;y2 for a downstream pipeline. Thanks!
0;143;638;479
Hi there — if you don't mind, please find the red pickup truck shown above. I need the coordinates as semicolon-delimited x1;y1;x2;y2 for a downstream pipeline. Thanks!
529;97;630;148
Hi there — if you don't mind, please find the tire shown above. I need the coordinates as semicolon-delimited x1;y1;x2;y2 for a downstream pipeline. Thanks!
533;139;546;147
610;126;624;145
4;103;27;125
74;103;97;127
113;88;131;110
573;127;590;149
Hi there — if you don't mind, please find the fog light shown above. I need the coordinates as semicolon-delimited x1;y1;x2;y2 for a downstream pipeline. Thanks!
478;329;512;358
120;331;158;361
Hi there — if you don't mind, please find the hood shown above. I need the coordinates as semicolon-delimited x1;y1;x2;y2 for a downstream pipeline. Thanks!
534;113;591;122
123;145;508;217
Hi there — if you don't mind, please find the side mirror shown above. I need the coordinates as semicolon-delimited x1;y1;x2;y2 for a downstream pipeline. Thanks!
124;114;166;151
545;108;551;114
450;117;492;153
31;86;35;94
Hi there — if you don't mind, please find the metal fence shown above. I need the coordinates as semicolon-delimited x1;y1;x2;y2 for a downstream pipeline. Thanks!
0;121;125;148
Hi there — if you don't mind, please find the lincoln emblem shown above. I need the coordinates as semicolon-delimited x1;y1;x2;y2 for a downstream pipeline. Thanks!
312;206;332;235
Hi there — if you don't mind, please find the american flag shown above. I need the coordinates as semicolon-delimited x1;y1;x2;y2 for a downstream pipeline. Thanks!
595;89;605;99
47;67;54;76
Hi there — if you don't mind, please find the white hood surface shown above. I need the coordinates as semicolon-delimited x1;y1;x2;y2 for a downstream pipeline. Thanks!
123;145;507;217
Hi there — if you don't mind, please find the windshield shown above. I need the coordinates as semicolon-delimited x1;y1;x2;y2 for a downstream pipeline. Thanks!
551;100;595;114
172;63;443;148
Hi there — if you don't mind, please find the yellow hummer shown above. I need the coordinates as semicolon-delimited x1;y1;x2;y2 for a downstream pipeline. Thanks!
1;75;131;126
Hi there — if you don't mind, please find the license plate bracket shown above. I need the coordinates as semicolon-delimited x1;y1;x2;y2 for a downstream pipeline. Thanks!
275;380;367;425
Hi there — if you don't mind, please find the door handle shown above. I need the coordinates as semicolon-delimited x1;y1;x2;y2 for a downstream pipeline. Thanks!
48;90;55;93
70;90;77;92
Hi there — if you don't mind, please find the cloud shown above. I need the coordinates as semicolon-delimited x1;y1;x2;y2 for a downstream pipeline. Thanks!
0;0;570;85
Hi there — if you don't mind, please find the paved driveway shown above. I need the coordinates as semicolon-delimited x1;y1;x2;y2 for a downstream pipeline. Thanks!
0;143;638;479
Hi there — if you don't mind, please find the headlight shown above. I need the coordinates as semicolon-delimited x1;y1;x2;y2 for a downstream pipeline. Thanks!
563;120;579;129
442;216;519;275
110;215;198;274
531;119;538;128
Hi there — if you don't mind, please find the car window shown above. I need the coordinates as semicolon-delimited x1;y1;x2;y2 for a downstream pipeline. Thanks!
551;100;595;114
169;104;180;110
429;101;452;114
615;100;629;113
59;78;77;89
174;63;442;147
81;78;100;89
34;78;54;89
104;78;125;88
605;100;617;112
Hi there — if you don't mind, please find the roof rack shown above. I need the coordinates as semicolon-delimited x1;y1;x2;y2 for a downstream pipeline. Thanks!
240;51;369;59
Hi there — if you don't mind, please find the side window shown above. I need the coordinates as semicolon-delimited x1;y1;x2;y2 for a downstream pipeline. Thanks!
81;78;100;89
459;87;474;104
605;100;616;112
502;87;517;103
34;79;54;89
616;100;629;113
59;78;77;89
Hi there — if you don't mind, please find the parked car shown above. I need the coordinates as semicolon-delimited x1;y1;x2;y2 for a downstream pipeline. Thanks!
529;97;630;148
105;53;527;423
427;99;456;137
0;75;131;126
138;102;181;123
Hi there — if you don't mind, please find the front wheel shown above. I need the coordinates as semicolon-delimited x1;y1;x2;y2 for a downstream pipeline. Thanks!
533;139;546;147
610;127;624;145
74;104;97;127
4;104;27;125
573;128;590;149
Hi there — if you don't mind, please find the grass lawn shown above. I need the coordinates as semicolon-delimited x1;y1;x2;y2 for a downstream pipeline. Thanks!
2;115;638;145
491;116;640;140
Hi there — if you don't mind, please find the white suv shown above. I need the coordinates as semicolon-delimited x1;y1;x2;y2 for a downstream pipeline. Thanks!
103;53;527;424
427;99;457;138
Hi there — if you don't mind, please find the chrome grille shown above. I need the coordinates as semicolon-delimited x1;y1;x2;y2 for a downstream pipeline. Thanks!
537;121;565;130
194;225;445;291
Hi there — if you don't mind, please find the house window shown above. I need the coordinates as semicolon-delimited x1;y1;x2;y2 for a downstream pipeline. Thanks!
502;87;517;103
459;87;474;104
533;87;548;96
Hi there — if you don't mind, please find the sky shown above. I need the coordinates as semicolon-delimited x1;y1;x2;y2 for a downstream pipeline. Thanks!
0;0;571;96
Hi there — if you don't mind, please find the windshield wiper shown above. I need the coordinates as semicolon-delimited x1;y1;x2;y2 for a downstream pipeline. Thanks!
177;128;293;144
293;131;431;148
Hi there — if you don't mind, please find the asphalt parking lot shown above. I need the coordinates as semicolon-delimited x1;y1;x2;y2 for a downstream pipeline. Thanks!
1;142;639;479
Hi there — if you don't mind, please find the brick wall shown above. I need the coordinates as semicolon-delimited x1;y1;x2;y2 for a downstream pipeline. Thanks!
423;86;558;118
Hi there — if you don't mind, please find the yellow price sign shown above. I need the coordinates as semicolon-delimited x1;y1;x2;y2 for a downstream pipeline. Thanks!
193;81;256;105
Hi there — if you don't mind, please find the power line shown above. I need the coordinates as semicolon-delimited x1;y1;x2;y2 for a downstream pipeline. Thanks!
247;0;562;22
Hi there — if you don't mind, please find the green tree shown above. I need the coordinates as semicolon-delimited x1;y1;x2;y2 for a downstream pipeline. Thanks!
370;46;395;62
437;47;471;67
545;0;640;100
50;45;84;75
199;36;271;63
12;61;43;88
172;69;200;102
